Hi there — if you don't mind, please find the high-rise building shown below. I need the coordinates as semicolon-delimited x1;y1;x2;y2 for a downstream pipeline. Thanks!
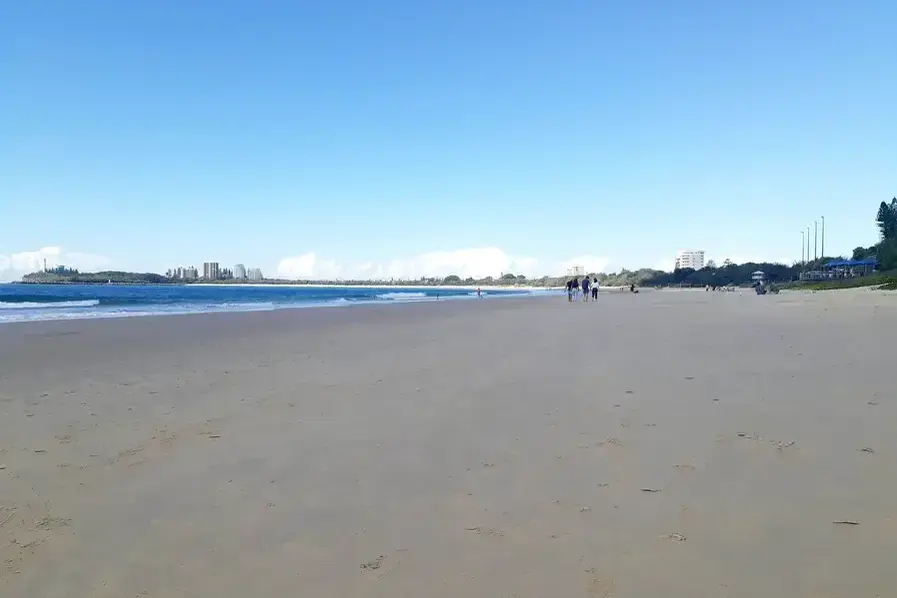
233;264;246;280
675;250;705;270
203;262;220;280
247;268;263;281
167;266;198;280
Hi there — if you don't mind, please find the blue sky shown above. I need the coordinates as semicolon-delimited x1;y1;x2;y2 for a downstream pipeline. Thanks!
2;0;895;279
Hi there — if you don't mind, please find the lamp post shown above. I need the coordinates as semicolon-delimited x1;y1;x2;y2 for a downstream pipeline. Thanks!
821;216;825;258
801;230;805;265
806;226;811;266
814;221;818;260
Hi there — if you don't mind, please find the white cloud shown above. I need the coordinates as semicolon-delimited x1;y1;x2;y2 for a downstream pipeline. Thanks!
0;246;111;281
714;255;793;266
559;255;613;275
653;258;676;272
275;253;345;280
276;247;613;280
648;253;796;272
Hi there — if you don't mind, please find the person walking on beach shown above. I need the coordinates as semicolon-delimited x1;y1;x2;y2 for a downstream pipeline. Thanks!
591;277;599;301
581;277;590;303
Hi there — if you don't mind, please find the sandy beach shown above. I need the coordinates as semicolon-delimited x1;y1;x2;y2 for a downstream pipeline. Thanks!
1;290;895;597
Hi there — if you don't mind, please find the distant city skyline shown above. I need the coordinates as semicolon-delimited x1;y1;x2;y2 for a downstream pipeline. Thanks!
0;241;874;283
2;2;894;282
168;266;198;281
164;262;264;282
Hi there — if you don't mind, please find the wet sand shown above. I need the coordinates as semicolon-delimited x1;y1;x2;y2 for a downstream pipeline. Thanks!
1;290;895;597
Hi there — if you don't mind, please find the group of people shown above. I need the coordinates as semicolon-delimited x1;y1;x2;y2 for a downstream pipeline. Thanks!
566;277;600;302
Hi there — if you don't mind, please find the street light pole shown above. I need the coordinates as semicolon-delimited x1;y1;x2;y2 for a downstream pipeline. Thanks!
814;220;818;260
807;226;811;266
801;231;805;265
821;216;825;258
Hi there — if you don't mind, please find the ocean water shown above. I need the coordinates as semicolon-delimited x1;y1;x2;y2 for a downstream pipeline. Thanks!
0;283;540;324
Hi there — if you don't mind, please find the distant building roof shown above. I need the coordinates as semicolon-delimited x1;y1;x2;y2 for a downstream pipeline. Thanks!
824;258;878;268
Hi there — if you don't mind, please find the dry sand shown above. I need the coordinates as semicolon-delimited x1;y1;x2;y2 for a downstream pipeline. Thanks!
1;290;895;597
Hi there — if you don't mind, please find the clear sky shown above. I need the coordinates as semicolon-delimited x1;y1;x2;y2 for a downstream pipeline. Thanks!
2;0;895;280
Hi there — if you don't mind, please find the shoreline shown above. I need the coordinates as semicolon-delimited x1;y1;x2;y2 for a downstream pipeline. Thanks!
14;279;554;291
0;286;555;326
189;282;551;291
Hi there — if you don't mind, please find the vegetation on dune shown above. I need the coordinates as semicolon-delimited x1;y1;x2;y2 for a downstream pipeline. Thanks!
791;270;897;291
639;261;799;287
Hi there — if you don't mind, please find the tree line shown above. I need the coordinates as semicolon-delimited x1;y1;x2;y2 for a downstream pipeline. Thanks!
22;270;171;284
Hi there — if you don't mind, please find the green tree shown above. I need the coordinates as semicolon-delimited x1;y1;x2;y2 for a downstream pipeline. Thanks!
878;239;897;270
500;273;517;280
672;267;695;284
876;198;897;241
443;274;461;283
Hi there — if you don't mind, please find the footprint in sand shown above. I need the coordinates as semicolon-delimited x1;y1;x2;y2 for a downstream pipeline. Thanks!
597;438;623;448
585;568;616;597
674;464;696;471
360;555;386;571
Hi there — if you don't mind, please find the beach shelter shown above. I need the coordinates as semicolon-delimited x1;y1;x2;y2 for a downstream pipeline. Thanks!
823;258;878;277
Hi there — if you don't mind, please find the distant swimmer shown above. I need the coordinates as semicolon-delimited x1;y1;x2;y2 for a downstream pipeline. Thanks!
476;287;482;298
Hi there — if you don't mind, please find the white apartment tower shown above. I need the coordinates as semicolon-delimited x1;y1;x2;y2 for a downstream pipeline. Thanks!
675;250;705;270
233;264;247;280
